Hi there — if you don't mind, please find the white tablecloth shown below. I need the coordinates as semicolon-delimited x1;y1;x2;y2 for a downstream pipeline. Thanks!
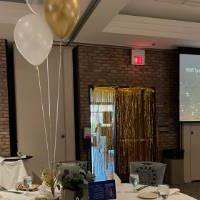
0;191;38;200
117;184;197;200
0;159;28;189
0;184;197;200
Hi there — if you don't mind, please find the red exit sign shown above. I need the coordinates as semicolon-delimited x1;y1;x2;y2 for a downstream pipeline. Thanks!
131;49;145;65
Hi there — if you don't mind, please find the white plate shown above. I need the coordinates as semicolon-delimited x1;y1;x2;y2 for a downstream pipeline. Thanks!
138;192;158;199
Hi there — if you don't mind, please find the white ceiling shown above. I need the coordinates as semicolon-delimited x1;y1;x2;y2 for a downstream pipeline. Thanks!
0;2;28;40
2;0;200;49
121;0;200;22
74;0;200;49
0;0;92;41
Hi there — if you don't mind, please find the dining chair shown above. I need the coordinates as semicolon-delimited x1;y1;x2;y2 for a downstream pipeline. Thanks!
76;161;89;171
129;161;166;186
58;160;89;173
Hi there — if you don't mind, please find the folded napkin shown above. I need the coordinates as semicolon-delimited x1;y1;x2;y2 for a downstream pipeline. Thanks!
117;184;181;195
113;173;122;186
138;186;180;194
38;184;52;198
137;186;181;197
169;188;180;195
38;183;60;199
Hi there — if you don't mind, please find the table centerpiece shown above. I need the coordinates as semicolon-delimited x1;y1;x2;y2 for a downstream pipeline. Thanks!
58;165;95;200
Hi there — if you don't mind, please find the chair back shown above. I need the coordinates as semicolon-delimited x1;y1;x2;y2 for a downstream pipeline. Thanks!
130;161;166;186
58;161;89;173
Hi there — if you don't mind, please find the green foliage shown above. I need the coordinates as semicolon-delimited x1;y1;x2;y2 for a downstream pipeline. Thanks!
59;166;95;190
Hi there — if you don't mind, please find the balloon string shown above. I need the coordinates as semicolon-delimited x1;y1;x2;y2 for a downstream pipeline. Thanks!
46;57;53;168
36;66;51;169
25;0;38;15
53;41;62;165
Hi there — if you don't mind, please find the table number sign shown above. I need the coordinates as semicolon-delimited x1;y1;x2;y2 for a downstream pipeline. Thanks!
88;180;116;200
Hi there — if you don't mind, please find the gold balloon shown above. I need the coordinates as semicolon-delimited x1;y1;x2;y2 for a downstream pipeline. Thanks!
44;0;80;39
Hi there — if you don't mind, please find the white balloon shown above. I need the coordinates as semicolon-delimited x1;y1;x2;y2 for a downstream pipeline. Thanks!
14;14;53;66
26;0;43;16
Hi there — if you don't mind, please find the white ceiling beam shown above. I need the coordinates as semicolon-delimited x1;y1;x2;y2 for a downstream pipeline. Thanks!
184;0;200;7
154;0;186;4
103;14;200;41
75;0;131;42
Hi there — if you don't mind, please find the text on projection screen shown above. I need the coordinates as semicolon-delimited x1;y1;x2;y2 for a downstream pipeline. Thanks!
180;54;200;121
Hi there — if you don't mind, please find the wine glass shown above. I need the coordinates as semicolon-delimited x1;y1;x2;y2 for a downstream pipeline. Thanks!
157;184;170;199
129;173;139;192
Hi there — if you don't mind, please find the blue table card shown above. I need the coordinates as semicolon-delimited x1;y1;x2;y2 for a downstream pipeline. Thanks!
88;180;116;200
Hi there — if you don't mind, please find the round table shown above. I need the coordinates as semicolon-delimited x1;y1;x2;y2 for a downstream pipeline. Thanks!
0;184;197;200
117;184;196;200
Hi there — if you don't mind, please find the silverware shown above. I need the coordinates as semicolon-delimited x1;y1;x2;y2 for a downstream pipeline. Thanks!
0;186;23;194
136;185;148;191
4;191;23;194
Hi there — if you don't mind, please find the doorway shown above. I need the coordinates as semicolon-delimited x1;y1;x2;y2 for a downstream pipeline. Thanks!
90;87;115;181
90;86;156;181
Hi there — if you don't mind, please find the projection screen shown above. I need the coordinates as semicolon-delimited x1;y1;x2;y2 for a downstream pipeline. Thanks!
180;53;200;121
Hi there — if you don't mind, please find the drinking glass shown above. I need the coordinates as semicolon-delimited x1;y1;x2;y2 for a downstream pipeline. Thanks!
129;173;139;192
24;176;32;195
157;184;170;199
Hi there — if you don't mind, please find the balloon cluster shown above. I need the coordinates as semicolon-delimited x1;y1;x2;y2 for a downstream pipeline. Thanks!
14;0;80;66
13;0;80;171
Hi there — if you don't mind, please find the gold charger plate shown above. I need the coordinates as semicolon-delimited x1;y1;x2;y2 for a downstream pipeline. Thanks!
138;192;158;199
17;184;39;192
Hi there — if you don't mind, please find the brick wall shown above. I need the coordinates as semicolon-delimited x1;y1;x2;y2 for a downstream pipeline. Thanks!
75;45;179;160
0;39;10;156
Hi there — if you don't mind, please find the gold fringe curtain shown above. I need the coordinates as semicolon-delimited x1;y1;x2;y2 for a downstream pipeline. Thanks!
91;87;116;104
116;87;156;181
91;86;156;181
